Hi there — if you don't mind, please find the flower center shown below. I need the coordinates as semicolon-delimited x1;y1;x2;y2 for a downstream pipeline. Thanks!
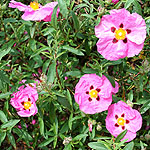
24;101;32;110
30;1;39;10
117;117;125;126
89;89;98;98
115;28;126;40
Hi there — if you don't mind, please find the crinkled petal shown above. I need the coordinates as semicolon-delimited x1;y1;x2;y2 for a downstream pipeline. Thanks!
79;96;112;114
96;38;128;60
9;0;30;12
126;13;146;45
126;40;144;57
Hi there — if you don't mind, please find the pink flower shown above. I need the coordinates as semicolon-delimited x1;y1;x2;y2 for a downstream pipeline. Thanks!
9;0;60;21
105;101;142;142
112;0;119;4
74;74;119;114
32;119;36;125
95;8;146;60
10;82;38;117
65;76;68;80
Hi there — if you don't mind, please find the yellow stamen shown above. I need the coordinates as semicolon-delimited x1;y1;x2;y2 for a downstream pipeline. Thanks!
30;1;39;10
24;101;32;110
115;28;126;40
89;90;98;98
117;117;125;126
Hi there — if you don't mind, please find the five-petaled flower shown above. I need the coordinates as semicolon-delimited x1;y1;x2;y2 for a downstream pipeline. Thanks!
9;0;60;21
95;8;146;60
10;81;38;117
105;101;142;142
74;74;119;114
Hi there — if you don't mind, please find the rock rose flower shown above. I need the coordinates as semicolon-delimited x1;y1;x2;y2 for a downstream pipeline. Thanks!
106;101;142;142
74;74;119;114
10;82;38;117
9;0;60;21
95;8;146;60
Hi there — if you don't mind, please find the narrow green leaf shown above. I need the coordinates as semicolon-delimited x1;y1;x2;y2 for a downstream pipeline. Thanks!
124;0;134;9
0;110;8;123
57;96;71;110
66;89;72;107
47;61;56;84
140;100;150;114
0;131;6;146
123;141;134;150
73;134;88;141
88;142;108;150
58;0;68;18
62;45;84;56
38;117;44;136
70;11;79;31
0;92;12;99
65;71;81;77
115;129;127;143
7;132;16;149
133;0;142;15
0;47;11;61
103;73;115;88
139;76;143;92
51;4;58;28
42;59;51;74
38;137;54;147
1;119;20;129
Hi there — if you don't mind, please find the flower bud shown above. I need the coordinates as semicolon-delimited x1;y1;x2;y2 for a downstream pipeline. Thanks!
63;137;72;145
127;100;133;108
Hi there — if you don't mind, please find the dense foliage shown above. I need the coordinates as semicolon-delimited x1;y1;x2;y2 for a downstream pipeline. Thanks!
0;0;150;149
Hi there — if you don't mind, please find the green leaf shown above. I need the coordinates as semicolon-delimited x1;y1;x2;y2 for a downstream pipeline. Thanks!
0;47;11;61
123;141;134;150
66;89;72;107
124;0;134;9
7;131;16;149
13;128;33;141
1;119;20;130
51;4;58;28
0;110;8;123
65;71;81;77
0;92;12;99
38;137;54;147
38;117;44;136
62;45;84;56
133;0;142;15
88;142;108;150
42;59;51;74
73;134;88;141
103;73;115;88
47;61;56;84
70;11;79;31
115;129;127;143
58;0;68;18
140;100;150;114
0;131;6;146
57;96;71;110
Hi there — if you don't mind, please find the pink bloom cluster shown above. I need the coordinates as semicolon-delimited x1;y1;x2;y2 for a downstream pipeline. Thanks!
10;81;38;117
74;74;119;114
95;8;146;60
9;0;60;21
106;101;142;142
